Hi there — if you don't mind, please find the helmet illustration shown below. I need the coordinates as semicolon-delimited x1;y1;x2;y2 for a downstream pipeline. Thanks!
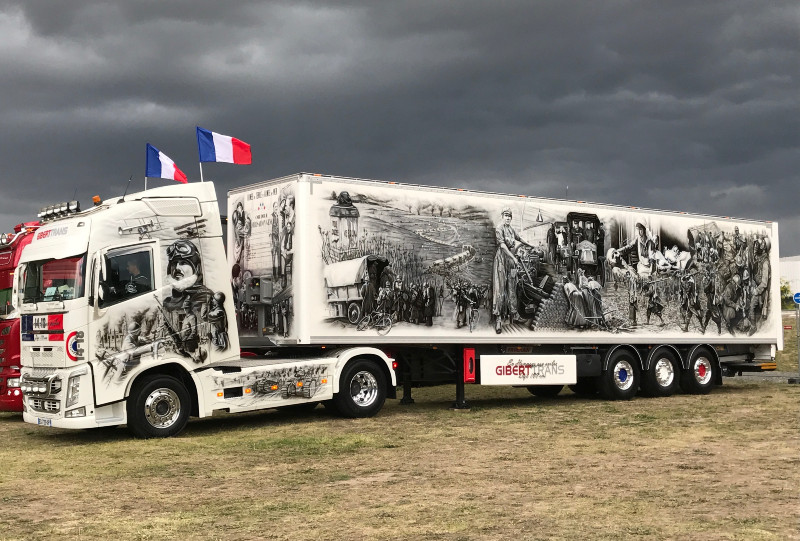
166;240;202;281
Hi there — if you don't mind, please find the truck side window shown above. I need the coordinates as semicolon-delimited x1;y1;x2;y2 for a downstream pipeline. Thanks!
99;249;154;307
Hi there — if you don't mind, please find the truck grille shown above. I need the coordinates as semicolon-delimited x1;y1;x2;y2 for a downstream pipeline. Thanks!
28;346;63;366
29;398;60;413
28;367;57;377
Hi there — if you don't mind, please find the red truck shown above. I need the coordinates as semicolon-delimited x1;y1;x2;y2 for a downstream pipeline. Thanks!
0;222;39;411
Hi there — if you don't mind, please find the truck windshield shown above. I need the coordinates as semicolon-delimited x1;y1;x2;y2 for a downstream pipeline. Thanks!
0;287;12;316
22;254;87;303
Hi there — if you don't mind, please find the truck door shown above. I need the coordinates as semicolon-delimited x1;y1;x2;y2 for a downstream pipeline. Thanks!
89;242;160;404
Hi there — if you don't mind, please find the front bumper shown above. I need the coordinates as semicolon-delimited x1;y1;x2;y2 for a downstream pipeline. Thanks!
20;364;121;430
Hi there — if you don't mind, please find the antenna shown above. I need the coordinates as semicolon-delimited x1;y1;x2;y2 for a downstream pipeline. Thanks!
119;176;133;203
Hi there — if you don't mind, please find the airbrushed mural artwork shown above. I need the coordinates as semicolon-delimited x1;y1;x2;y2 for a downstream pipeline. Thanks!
93;219;231;392
228;182;295;341
310;180;775;341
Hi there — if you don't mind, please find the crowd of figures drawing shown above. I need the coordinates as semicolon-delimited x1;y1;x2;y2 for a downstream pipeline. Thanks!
229;183;295;339
95;222;231;386
317;186;773;338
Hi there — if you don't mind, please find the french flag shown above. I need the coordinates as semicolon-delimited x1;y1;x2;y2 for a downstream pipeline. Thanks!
145;144;188;183
196;126;252;164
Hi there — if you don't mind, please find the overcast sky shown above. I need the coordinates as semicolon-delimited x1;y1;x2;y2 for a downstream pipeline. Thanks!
1;1;798;253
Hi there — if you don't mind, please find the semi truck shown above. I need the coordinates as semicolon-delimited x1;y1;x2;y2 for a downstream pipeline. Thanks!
14;174;780;437
0;221;40;411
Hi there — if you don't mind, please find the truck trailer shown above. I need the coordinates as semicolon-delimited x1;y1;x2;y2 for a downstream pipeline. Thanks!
14;174;780;437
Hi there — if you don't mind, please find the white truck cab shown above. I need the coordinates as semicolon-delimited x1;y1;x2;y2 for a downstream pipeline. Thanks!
16;182;395;436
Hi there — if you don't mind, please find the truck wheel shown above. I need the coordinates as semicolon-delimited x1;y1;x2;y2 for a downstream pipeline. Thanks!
347;302;362;325
680;348;717;395
569;377;598;396
599;350;640;401
642;350;680;397
126;375;190;438
334;359;386;418
526;385;563;397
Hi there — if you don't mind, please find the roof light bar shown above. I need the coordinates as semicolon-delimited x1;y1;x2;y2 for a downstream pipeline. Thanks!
38;200;81;222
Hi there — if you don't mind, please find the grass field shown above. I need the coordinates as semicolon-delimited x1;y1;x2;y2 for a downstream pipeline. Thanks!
1;377;798;541
777;315;800;372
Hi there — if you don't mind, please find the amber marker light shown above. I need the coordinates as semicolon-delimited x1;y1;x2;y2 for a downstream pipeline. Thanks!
297;381;304;387
217;392;224;397
321;379;327;384
244;388;252;394
92;195;102;206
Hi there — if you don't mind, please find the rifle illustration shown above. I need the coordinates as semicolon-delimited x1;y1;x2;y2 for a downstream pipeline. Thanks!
152;293;185;352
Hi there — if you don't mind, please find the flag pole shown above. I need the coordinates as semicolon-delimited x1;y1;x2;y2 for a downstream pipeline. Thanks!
144;176;148;191
199;162;204;182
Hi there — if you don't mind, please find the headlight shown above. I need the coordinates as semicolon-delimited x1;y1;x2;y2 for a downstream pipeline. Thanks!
7;377;20;388
66;375;81;408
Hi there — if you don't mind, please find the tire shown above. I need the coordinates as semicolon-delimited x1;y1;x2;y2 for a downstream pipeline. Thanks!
599;349;640;401
126;374;190;438
347;302;362;325
642;349;680;397
333;359;387;418
569;377;598;396
680;347;717;395
526;385;563;397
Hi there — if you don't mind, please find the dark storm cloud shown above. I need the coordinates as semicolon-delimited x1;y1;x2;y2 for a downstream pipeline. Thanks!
0;1;797;252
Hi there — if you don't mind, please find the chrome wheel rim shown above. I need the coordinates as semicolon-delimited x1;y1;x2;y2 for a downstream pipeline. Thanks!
613;360;635;391
349;371;379;407
144;388;181;429
654;357;675;387
693;356;713;385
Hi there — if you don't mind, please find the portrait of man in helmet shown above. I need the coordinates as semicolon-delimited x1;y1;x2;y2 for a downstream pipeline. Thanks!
162;239;229;360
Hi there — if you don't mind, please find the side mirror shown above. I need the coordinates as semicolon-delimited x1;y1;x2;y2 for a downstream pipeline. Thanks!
97;282;109;308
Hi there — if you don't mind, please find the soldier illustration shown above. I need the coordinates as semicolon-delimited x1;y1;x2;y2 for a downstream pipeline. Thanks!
701;268;723;335
748;237;771;334
271;201;282;279
423;281;436;327
162;239;229;361
359;271;377;321
644;281;665;326
231;200;251;271
679;274;705;333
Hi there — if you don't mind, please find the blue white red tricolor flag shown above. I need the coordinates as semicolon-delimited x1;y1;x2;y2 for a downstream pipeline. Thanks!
145;144;188;183
196;126;252;164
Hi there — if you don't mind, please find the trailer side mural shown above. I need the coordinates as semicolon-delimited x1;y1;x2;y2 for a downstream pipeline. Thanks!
308;179;775;342
228;180;295;343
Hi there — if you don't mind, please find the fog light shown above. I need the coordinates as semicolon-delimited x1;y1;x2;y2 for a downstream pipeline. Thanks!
64;407;85;418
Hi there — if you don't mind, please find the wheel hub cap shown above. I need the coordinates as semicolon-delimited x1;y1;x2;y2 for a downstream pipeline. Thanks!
614;360;635;391
350;371;378;407
144;388;181;429
694;357;713;385
654;357;675;387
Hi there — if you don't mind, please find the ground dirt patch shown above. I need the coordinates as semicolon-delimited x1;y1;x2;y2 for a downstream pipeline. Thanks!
0;379;798;540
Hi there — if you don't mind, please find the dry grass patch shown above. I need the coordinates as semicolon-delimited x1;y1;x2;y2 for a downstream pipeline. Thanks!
0;380;797;540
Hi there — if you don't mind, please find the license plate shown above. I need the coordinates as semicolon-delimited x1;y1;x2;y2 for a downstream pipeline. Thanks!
37;417;52;427
32;316;48;331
